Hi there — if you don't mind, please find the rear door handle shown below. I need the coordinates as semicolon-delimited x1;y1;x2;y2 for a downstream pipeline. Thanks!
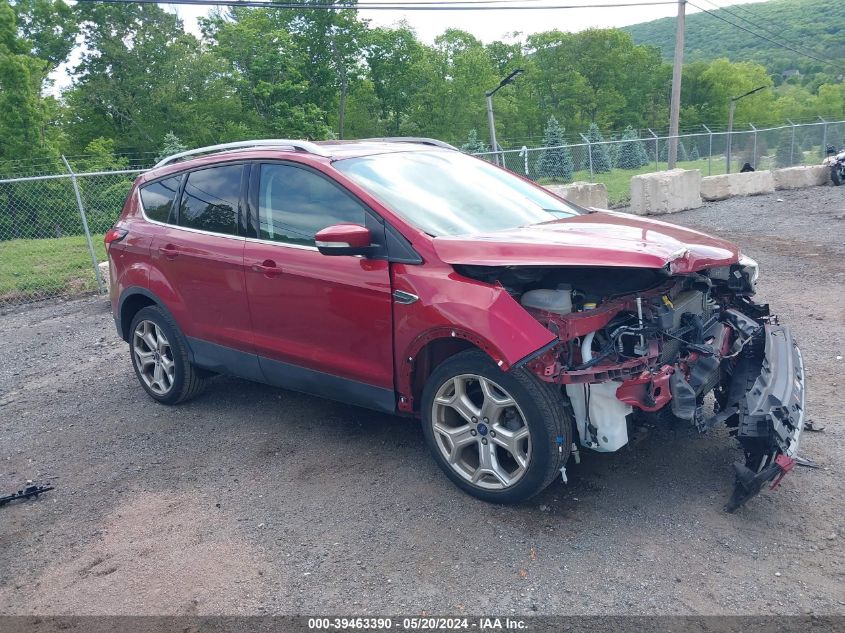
251;259;282;277
158;244;179;259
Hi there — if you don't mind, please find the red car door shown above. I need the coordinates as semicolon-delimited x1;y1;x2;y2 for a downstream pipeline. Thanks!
243;162;394;411
148;164;258;373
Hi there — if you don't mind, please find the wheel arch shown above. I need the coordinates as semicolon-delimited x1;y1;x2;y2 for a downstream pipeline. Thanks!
118;287;185;353
399;328;511;414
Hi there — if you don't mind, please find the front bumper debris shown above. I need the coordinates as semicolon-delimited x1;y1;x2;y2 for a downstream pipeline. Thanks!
723;324;806;511
742;325;806;457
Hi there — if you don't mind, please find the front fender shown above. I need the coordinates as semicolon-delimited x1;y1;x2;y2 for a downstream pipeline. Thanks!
392;265;556;409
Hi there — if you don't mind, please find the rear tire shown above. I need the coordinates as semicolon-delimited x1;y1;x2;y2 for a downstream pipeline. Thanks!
421;349;572;504
128;306;208;405
831;165;843;186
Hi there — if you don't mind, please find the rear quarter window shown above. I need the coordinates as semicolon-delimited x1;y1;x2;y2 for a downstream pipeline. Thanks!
178;165;243;235
139;175;183;223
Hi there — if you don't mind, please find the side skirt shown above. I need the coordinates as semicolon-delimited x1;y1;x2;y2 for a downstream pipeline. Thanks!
186;337;397;415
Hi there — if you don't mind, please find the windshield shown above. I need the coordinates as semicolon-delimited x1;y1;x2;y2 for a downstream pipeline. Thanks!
334;150;580;237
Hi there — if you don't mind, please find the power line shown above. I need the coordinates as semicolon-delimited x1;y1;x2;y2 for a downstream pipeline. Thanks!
78;0;680;11
687;2;836;71
701;0;835;65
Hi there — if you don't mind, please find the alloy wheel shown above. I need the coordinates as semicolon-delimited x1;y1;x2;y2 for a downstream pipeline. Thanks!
431;374;531;490
132;320;176;396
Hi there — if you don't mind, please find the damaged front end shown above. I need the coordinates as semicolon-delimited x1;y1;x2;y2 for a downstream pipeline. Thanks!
457;258;806;511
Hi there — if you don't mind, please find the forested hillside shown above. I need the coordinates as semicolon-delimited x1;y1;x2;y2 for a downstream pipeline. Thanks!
625;0;845;80
1;0;844;175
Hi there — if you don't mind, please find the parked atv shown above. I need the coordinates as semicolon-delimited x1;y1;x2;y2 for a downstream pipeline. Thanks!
823;145;845;185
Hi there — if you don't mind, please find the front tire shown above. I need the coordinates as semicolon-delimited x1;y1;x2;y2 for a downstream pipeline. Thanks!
421;349;572;503
129;306;208;405
832;165;844;186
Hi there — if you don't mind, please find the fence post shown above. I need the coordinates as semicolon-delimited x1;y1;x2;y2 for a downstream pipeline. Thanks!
749;123;758;169
702;125;713;176
61;155;105;294
647;129;659;169
819;116;827;158
579;133;593;180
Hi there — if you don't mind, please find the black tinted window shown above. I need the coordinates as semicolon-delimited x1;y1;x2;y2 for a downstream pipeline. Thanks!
178;165;243;235
139;175;182;223
258;164;366;246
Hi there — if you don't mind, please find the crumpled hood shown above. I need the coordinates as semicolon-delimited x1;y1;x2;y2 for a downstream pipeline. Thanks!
432;210;739;273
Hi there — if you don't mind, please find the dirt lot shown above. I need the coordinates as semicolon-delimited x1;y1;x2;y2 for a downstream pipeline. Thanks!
1;187;844;616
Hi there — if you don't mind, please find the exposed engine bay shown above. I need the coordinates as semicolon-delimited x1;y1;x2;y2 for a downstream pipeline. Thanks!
456;259;805;511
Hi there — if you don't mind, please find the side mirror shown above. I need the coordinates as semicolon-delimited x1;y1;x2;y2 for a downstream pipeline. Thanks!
315;223;373;257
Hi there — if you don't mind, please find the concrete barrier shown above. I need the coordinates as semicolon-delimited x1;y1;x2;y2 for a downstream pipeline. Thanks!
629;169;702;216
700;170;775;201
98;261;110;293
545;181;609;209
773;165;830;190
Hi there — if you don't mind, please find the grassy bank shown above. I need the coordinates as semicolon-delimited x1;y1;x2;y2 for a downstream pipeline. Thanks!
1;234;106;305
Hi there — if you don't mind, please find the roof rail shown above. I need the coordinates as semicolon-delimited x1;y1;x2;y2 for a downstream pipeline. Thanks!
153;139;331;168
361;137;458;151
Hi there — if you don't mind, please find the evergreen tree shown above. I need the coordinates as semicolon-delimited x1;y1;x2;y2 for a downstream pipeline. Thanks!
658;139;688;163
801;134;814;152
460;128;488;154
636;131;651;166
616;125;648;170
607;135;621;169
586;122;611;173
536;116;573;182
157;132;188;163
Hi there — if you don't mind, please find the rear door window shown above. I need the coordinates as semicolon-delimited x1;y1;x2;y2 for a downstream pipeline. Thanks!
178;165;243;235
139;175;182;223
257;164;366;246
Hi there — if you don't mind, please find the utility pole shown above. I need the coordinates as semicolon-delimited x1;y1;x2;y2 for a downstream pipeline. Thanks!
667;0;686;169
486;94;499;166
485;69;525;167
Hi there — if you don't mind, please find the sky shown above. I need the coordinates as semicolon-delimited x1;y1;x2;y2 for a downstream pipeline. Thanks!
51;0;768;91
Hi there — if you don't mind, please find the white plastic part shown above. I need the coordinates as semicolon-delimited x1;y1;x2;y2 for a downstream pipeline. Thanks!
565;381;632;453
520;288;573;315
581;331;596;363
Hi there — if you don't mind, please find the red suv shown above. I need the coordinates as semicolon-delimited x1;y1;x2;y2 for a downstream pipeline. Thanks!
106;138;805;510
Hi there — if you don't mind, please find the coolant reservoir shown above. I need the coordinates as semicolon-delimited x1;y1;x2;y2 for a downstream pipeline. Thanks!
520;288;573;315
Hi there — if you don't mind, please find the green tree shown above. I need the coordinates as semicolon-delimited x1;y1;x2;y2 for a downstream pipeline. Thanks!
690;143;700;161
157;132;188;163
66;3;244;155
616;125;648;169
536;116;573;182
364;24;430;136
585;122;611;172
0;0;74;166
460;129;488;154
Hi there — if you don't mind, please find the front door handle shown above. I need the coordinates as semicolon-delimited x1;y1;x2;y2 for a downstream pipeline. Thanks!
158;244;179;259
251;259;281;277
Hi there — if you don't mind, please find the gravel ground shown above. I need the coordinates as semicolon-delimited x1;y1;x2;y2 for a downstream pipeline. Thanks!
1;186;844;616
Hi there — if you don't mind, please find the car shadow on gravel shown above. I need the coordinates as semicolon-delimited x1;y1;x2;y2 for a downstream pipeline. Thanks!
187;372;746;520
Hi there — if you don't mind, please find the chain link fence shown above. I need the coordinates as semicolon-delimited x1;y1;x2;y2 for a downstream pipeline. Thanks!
0;162;144;307
2;118;843;308
475;119;845;204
